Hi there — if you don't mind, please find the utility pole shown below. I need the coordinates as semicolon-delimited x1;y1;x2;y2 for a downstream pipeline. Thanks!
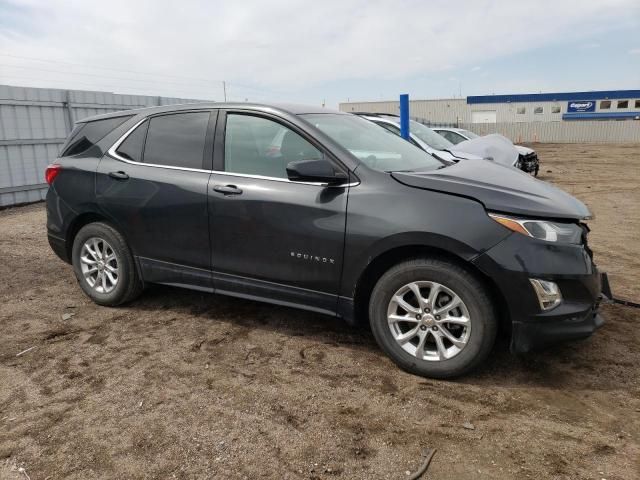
223;81;227;102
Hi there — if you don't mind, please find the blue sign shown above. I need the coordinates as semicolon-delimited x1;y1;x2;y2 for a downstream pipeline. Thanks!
567;100;596;113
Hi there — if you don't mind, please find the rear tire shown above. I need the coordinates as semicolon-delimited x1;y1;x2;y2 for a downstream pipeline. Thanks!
71;222;142;306
369;258;496;379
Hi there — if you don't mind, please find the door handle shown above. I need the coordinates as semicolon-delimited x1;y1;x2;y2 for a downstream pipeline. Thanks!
213;184;243;195
108;171;129;180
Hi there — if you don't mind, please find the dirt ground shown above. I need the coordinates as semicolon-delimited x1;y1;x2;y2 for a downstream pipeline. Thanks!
1;143;639;480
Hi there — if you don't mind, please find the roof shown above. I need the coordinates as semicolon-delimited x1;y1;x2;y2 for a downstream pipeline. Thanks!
467;90;640;104
79;102;342;123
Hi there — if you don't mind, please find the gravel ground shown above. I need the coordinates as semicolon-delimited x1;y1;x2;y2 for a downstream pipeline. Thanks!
1;143;639;479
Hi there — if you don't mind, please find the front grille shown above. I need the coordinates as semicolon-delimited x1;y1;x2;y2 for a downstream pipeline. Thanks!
518;152;539;174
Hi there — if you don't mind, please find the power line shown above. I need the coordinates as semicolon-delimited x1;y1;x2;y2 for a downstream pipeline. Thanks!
1;63;223;90
0;53;289;97
0;53;221;84
0;74;217;99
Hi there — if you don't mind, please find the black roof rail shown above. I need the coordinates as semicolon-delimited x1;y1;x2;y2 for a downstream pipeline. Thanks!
351;112;400;118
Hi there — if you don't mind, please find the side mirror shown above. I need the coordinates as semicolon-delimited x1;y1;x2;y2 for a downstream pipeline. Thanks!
286;159;348;185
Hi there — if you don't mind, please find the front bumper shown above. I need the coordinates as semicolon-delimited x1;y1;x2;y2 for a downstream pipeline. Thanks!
517;152;540;176
472;233;605;353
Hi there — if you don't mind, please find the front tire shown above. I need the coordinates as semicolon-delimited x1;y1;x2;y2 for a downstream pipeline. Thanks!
369;258;496;379
71;222;142;306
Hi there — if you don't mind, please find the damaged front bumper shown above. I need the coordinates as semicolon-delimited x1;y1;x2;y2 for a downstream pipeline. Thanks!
472;233;606;353
516;152;540;176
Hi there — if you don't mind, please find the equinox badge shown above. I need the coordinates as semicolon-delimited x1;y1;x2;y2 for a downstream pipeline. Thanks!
290;251;335;264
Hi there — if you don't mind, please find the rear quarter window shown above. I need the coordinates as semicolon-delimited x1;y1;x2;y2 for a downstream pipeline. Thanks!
61;115;133;157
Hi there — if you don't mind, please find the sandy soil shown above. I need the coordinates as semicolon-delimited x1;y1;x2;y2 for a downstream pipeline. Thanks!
1;143;639;480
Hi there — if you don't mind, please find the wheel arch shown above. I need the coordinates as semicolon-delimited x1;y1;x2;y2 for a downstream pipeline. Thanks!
351;244;510;337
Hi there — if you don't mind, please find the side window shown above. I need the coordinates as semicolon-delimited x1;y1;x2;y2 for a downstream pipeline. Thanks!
143;112;210;169
447;132;466;144
224;114;322;179
61;115;133;157
116;121;148;162
376;121;401;136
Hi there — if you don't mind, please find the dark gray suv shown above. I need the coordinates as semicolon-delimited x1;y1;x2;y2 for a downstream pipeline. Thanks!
45;103;605;378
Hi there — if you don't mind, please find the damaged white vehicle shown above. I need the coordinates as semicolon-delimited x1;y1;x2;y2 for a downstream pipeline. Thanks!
433;127;540;176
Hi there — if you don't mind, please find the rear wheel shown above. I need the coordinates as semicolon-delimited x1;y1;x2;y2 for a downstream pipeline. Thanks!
71;222;142;306
369;258;496;379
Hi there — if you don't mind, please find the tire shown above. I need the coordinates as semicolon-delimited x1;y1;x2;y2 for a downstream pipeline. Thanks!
71;222;142;306
369;258;496;379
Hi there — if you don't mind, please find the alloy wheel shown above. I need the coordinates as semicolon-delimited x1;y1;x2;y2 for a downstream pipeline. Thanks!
387;281;471;361
79;237;119;294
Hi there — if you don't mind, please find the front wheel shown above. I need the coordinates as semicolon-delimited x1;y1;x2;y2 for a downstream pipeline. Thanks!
369;258;497;379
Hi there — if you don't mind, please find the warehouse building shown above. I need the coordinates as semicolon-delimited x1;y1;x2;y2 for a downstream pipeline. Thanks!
340;89;640;143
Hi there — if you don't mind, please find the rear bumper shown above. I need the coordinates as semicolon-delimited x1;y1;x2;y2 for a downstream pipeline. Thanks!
48;233;70;263
472;233;605;353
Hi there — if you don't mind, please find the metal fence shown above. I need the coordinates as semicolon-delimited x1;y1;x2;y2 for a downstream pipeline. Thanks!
0;84;208;207
453;120;640;144
411;117;640;143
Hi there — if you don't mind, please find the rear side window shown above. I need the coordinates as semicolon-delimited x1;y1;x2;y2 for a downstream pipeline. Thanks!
143;112;210;169
61;115;133;157
116;121;148;162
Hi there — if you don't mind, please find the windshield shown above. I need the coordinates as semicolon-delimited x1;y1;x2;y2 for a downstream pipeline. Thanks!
407;121;455;150
302;114;445;172
460;129;479;139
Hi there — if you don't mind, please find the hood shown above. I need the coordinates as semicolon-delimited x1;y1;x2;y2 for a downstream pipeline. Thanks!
391;159;591;220
514;144;535;155
449;149;484;161
455;134;519;166
412;137;483;161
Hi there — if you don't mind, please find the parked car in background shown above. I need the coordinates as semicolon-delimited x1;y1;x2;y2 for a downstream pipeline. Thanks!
353;113;484;164
434;127;540;176
46;103;604;379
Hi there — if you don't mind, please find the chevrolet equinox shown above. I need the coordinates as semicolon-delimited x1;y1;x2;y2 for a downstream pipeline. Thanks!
45;103;604;378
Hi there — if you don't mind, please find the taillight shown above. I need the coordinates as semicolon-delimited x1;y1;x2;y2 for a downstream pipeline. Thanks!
45;164;62;185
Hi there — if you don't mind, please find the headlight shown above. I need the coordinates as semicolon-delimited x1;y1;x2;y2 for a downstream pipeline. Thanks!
489;213;583;244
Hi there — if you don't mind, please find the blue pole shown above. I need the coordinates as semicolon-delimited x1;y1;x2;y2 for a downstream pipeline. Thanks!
399;94;410;140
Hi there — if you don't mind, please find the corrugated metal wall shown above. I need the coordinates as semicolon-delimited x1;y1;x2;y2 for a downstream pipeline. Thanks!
458;121;640;144
339;99;640;143
0;84;208;207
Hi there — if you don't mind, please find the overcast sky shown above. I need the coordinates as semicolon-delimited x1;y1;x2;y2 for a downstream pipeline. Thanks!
1;0;639;107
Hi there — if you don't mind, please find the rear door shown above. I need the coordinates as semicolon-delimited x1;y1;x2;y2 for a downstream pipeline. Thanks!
207;110;349;314
96;110;216;291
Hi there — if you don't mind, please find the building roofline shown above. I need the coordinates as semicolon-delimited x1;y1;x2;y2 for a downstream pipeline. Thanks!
467;90;640;104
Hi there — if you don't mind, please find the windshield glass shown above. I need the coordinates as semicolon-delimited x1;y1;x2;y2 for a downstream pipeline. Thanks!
302;114;445;172
460;129;479;139
407;121;455;150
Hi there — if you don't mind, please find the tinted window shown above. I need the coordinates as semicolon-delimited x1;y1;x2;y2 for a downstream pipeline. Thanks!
635;100;640;109
439;130;465;145
143;112;210;169
62;115;132;157
116;121;148;162
224;114;322;179
600;100;611;109
617;100;628;109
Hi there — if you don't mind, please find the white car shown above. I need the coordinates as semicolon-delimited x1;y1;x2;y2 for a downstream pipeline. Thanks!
433;127;539;176
355;114;485;164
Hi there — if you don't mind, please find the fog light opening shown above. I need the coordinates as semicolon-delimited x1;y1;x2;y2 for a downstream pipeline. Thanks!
530;279;562;311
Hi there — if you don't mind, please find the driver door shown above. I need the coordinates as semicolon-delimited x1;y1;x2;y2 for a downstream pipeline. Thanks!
207;111;350;314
